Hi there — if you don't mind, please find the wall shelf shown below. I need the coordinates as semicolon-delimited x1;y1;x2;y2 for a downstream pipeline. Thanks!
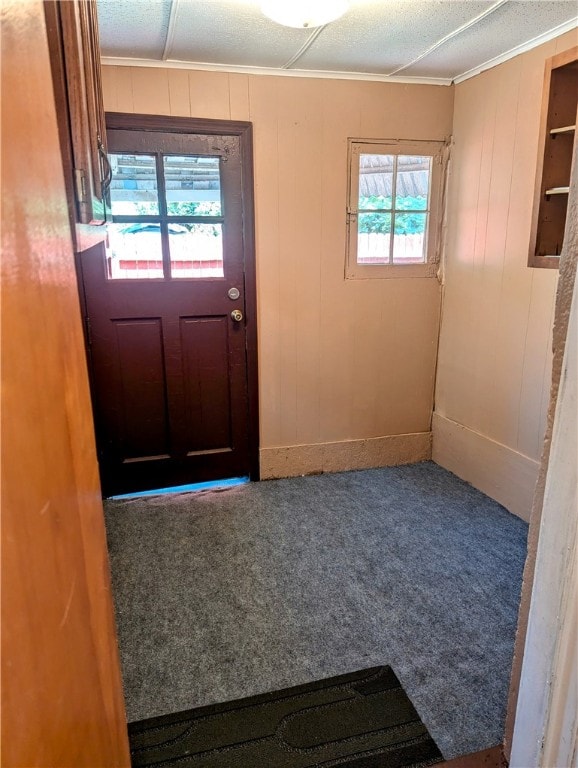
528;46;578;269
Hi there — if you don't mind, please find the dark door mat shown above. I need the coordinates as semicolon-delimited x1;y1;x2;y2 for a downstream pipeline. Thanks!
128;666;443;767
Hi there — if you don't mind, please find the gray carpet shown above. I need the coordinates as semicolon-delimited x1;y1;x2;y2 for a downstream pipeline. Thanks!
104;461;528;760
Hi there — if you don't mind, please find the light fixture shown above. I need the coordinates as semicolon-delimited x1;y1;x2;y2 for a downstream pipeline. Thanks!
260;0;349;28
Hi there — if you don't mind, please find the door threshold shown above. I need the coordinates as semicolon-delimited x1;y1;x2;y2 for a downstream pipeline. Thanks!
108;476;249;500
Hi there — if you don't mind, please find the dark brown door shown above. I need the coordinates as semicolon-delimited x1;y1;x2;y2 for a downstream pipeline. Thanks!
80;117;257;496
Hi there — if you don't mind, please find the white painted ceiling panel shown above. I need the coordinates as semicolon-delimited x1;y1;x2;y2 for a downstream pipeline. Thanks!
167;0;312;68
293;1;494;74
98;0;173;58
97;0;578;82
402;1;578;78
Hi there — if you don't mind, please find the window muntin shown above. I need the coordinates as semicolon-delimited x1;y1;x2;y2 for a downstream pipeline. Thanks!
347;140;446;279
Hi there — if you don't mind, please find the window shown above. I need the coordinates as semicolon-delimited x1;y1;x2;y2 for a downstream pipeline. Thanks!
346;139;447;279
107;152;224;280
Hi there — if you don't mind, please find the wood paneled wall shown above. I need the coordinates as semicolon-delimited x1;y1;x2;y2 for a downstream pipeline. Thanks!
433;30;577;520
1;2;129;765
101;66;454;476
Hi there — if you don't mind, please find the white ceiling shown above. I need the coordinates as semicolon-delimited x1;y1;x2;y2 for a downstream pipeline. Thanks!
97;0;578;84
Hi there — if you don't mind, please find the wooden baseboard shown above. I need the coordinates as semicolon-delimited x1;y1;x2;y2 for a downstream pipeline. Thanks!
260;432;432;480
432;413;540;522
439;745;505;768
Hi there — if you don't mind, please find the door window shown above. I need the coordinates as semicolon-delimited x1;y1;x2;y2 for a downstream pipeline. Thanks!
107;152;224;280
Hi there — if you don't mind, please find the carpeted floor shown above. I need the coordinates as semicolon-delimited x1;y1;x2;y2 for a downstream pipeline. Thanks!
104;461;528;760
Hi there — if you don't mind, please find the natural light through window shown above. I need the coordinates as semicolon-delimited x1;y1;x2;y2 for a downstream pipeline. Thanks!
107;152;225;280
346;140;446;279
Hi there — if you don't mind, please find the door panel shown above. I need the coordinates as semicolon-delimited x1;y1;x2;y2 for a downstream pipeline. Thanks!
179;316;232;453
81;121;257;495
113;318;169;461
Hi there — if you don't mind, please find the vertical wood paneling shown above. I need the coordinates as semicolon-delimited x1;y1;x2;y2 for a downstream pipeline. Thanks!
228;73;250;121
101;66;454;451
101;64;118;111
482;56;526;448
168;68;191;116
115;66;135;112
189;70;230;119
469;66;500;436
436;35;569;467
293;78;323;445
276;77;299;445
247;75;282;447
131;66;170;114
436;76;483;427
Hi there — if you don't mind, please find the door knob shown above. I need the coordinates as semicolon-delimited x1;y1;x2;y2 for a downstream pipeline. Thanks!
231;309;243;322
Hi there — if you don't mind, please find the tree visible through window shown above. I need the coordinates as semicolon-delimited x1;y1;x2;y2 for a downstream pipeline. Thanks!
346;140;447;279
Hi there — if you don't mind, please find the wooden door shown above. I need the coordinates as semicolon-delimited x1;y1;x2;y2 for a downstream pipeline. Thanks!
80;116;258;496
2;2;129;764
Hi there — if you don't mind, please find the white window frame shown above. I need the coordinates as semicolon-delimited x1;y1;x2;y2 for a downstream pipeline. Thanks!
346;138;448;279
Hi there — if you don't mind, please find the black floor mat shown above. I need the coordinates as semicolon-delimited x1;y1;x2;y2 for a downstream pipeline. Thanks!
128;666;443;767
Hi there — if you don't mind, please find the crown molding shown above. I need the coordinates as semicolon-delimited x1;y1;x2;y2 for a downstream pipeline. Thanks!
102;17;577;88
100;56;453;86
454;18;578;84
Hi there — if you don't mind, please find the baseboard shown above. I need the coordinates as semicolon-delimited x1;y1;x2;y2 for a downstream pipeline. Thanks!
432;413;540;522
260;432;432;480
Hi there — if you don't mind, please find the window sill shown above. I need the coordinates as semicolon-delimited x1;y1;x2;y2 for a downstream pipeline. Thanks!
346;262;438;279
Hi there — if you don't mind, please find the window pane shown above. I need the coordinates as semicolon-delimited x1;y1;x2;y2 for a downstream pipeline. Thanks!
395;156;431;210
163;156;222;216
106;223;164;280
109;154;159;215
357;213;391;264
359;154;394;210
392;212;427;264
169;223;224;279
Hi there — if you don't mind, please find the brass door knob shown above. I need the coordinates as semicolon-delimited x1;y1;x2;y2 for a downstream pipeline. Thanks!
231;309;243;322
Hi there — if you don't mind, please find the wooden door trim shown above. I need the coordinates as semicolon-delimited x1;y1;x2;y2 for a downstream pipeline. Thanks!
105;112;260;481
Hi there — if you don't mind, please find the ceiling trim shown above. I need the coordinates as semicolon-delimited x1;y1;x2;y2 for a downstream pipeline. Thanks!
101;15;577;87
162;0;180;61
454;17;578;83
283;25;328;70
100;56;453;86
387;0;507;76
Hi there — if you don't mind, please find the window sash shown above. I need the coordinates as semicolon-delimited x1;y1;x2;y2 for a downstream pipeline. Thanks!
346;139;447;279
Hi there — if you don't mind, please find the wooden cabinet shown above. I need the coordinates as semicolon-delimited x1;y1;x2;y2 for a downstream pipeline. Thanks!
45;0;111;251
529;47;578;269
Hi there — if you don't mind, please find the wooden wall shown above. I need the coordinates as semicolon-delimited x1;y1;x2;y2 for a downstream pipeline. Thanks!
509;154;578;764
433;30;577;521
101;66;454;477
1;2;129;765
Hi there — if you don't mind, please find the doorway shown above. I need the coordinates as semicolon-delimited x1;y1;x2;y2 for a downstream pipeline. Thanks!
80;115;258;496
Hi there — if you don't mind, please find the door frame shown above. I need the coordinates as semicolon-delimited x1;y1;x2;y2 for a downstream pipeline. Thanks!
98;112;260;482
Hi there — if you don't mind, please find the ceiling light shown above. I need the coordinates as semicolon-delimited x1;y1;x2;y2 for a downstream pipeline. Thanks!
260;0;349;28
